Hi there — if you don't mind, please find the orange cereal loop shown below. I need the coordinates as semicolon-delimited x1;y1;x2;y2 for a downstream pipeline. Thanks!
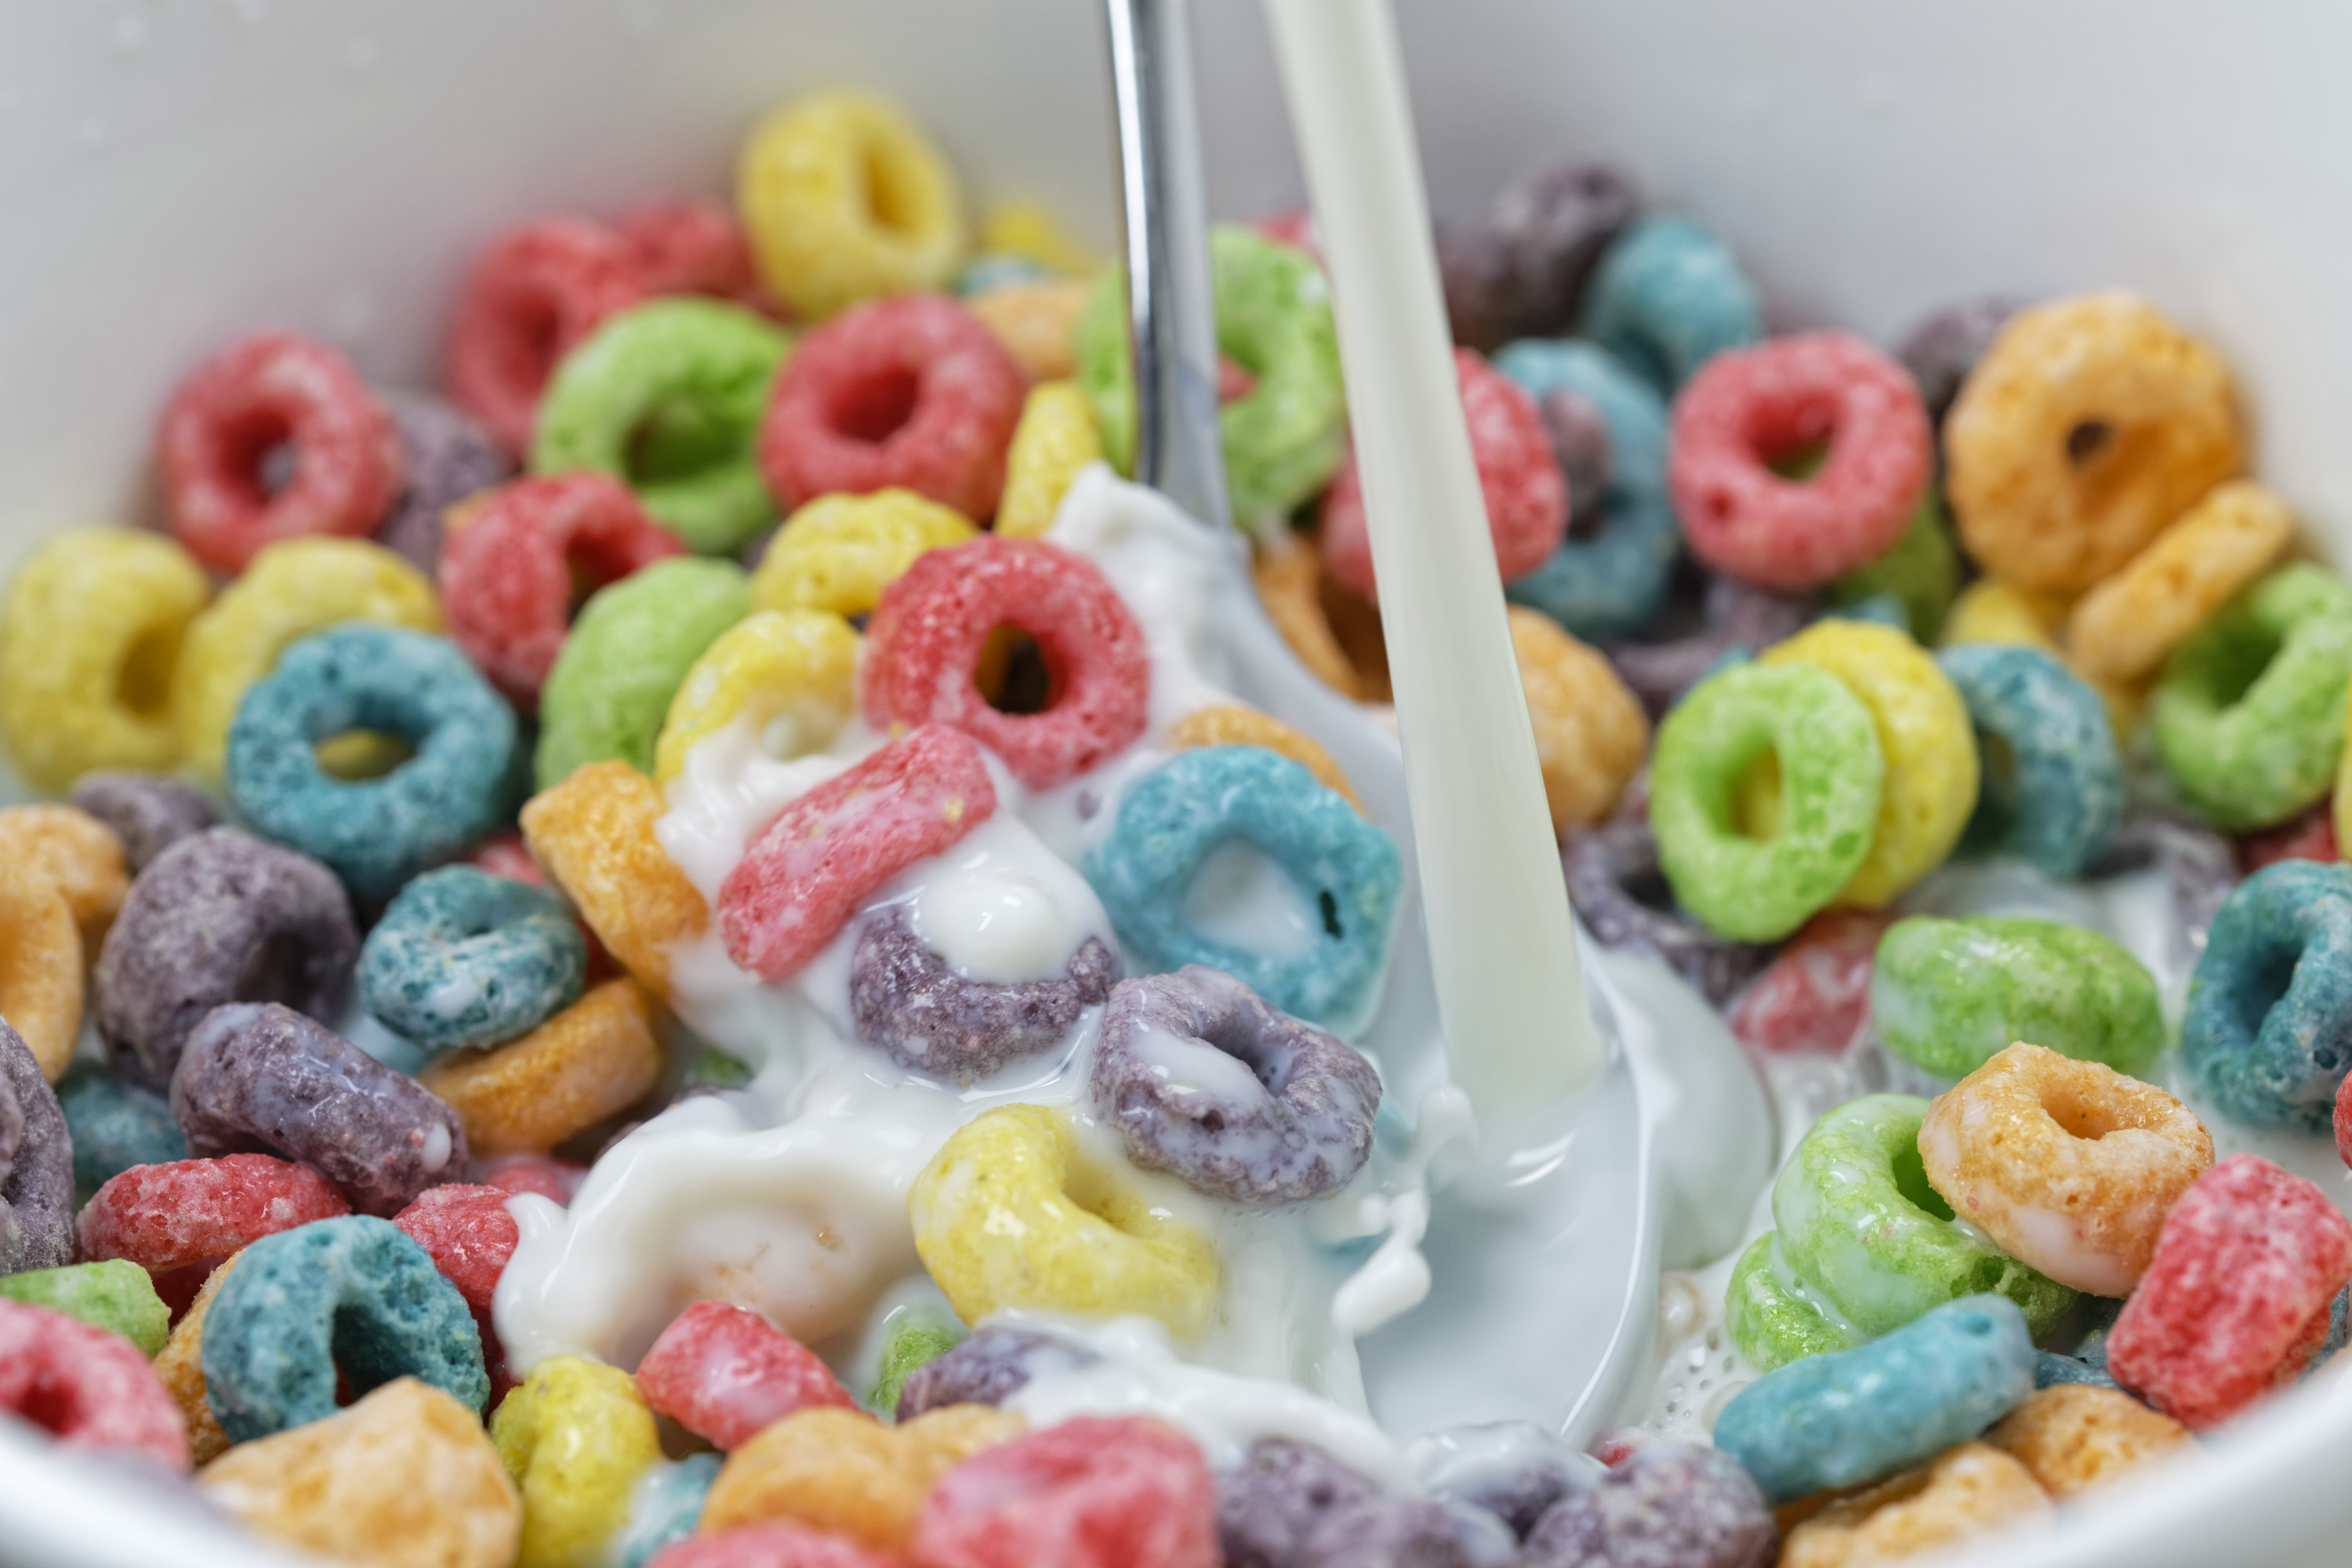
419;978;662;1157
1918;1043;2212;1298
0;804;129;953
0;866;82;1083
519;760;708;999
1252;534;1367;700
1945;292;2242;593
2067;479;2295;682
966;278;1092;382
1166;705;1363;812
1780;1443;2052;1568
155;1250;242;1465
699;1403;1025;1555
1508;607;1650;836
1986;1384;2193;1500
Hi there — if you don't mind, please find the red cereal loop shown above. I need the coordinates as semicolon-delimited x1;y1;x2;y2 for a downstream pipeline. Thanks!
440;473;686;706
2240;807;2340;873
469;831;546;886
2339;1073;2352;1173
757;293;1028;521
634;1301;858;1450
860;536;1151;791
652;1523;903;1568
390;1184;517;1320
1668;330;1933;591
2107;1154;2352;1429
912;1415;1218;1568
718;725;996;982
1322;348;1568;601
1727;909;1896;1055
1257;209;1322;263
0;1301;191;1472
77;1153;350;1276
477;1152;586;1204
615;203;765;307
446;218;648;456
158;332;404;573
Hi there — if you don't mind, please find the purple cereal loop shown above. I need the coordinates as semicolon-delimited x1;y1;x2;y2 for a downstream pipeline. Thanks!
1537;387;1613;538
1218;1438;1385;1568
67;773;220;874
1298;1498;1521;1568
1609;577;1811;718
849;906;1118;1083
93;828;359;1091
1091;967;1381;1205
1413;1420;1606;1543
1896;297;2021;429
1563;818;1773;1006
0;1020;73;1274
372;392;514;572
1439;160;1639;351
1522;1443;1775;1568
893;1327;1100;1423
169;1001;464;1218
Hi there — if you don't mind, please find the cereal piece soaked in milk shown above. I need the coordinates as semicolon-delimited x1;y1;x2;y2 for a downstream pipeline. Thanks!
850;906;1118;1080
895;1326;1100;1421
1520;1443;1773;1568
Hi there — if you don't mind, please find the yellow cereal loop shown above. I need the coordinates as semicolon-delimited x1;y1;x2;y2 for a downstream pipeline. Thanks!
1167;705;1363;812
521;761;709;1000
738;90;964;319
1757;619;1979;907
491;1356;662;1568
1781;1443;2051;1568
0;528;210;792
750;489;977;619
0;866;82;1083
995;383;1104;539
968;280;1094;383
0;804;128;953
700;1404;1025;1554
171;537;442;781
654;609;859;784
1942;579;2147;742
1508;607;1650;836
2067;478;2294;682
980;199;1099;276
910;1104;1220;1340
156;1249;242;1465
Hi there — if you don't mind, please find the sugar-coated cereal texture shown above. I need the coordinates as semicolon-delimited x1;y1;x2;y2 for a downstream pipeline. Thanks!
1984;1384;2193;1498
849;906;1118;1081
0;1298;190;1472
996;380;1103;539
1218;1437;1383;1568
419;977;663;1157
535;556;751;789
2180;859;2352;1131
375;391;516;572
1091;967;1381;1204
1829;494;1960;644
68;773;220;876
1166;705;1363;812
390;1183;518;1377
911;1415;1220;1568
1871;916;2162;1080
0;865;84;1086
78;1152;349;1274
1918;1044;2212;1298
1439;158;1637;351
0;1259;169;1356
750;488;977;620
1575;215;1762;393
2106;1154;2352;1429
201;1377;521;1568
635;1300;858;1451
1727;909;1892;1058
1936;643;2125;878
1565;817;1774;1007
1519;1442;1773;1568
1288;1497;1519;1568
521;760;710;997
361;865;587;1054
911;1104;1220;1338
445;216;648;456
1713;1294;2037;1503
154;1247;240;1463
615;201;761;301
2068;479;2293;682
1609;576;1810;720
0;1020;74;1272
655;608;858;784
54;1060;187;1200
894;1327;1094;1424
171;1002;467;1218
0;529;211;791
1508;606;1650;834
1723;1232;1859;1373
0;804;128;954
869;1308;967;1416
201;1214;489;1443
654;1521;901;1568
699;1403;1025;1554
1778;1443;2050;1568
492;1355;665;1568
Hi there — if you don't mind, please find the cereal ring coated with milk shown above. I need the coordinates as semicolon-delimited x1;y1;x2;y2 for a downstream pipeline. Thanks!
2152;563;2352;830
700;1404;1025;1555
2107;1155;2352;1428
911;1415;1220;1568
0;529;211;791
749;488;977;619
996;382;1104;539
1944;292;2242;593
1727;909;1892;1058
226;623;521;901
635;1300;857;1451
849;906;1118;1082
1519;1443;1773;1568
1778;1443;2050;1568
360;866;586;1054
1871;916;2163;1080
492;1355;663;1568
1650;661;1883;943
535;556;752;789
374;392;516;573
0;862;83;1083
158;332;405;573
1713;1294;2036;1503
1092;967;1381;1205
911;1103;1220;1338
446;217;648;456
1216;1436;1381;1568
0;1259;170;1357
202;1214;489;1443
419;977;663;1157
78;1152;349;1276
95;827;360;1091
2067;479;2292;683
1575;215;1762;394
1722;1233;1861;1373
532;298;793;554
0;1299;189;1472
2180;859;2352;1131
0;1022;74;1273
1085;747;1403;1033
171;1002;468;1218
612;1454;722;1568
1936;643;2123;877
521;761;710;999
68;773;219;875
736;90;965;319
1509;607;1649;835
655;608;859;784
1918;1044;2212;1297
893;1327;1098;1423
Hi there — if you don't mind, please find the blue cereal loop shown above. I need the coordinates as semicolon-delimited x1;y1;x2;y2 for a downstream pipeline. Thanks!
1712;1294;2036;1504
358;864;586;1053
1492;339;1681;642
224;623;520;901
1937;643;2124;878
1084;746;1401;1035
2180;858;2352;1131
201;1214;488;1443
611;1453;721;1568
1574;215;1762;394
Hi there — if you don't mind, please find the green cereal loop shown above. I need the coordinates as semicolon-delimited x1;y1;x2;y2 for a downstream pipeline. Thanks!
869;1307;966;1415
1076;224;1345;531
1724;1232;1860;1374
1871;915;2164;1080
2154;563;2352;830
0;1259;169;1356
1773;1095;2076;1340
1650;661;1884;942
532;297;793;554
1828;491;1960;644
535;557;750;790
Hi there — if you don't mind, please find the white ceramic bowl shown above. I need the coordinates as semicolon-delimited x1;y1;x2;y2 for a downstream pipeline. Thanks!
4;2;2350;1564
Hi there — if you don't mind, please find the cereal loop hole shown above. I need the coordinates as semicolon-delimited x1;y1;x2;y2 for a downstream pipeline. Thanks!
974;626;1056;715
832;363;922;443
